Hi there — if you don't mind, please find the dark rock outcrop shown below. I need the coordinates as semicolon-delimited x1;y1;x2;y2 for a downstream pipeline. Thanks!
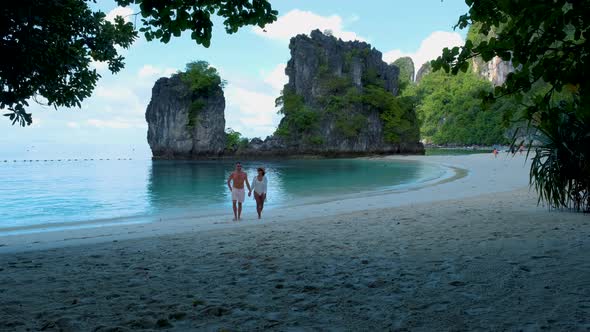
146;75;226;159
255;29;423;156
286;30;400;100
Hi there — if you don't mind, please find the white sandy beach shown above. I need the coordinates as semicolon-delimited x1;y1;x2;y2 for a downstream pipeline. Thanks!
1;153;589;331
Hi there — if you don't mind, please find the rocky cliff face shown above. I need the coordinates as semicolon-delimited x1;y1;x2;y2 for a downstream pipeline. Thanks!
415;62;432;83
393;57;415;83
285;30;400;102
145;31;424;159
472;56;515;86
264;29;423;155
145;75;226;159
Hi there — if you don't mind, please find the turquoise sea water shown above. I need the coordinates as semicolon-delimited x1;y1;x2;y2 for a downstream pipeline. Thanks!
0;158;446;231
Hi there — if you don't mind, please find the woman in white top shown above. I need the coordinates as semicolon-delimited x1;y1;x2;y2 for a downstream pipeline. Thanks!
252;167;268;219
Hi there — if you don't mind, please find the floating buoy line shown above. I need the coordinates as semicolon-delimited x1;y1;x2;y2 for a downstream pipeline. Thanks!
2;158;133;163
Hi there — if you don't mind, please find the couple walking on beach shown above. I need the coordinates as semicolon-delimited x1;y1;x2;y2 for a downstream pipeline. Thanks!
227;161;268;221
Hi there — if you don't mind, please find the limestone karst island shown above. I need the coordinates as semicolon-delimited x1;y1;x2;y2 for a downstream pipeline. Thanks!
1;1;589;331
147;30;423;159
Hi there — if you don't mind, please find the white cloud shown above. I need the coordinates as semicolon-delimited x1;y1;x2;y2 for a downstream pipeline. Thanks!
95;85;137;103
138;65;160;78
225;85;280;138
105;7;134;23
90;60;109;72
87;118;145;129
262;63;288;92
31;117;43;128
348;14;360;23
92;84;145;116
66;122;80;129
253;9;365;42
383;31;465;75
138;65;177;80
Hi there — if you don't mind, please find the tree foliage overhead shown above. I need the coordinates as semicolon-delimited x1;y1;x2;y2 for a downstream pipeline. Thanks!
433;0;590;211
432;0;589;109
1;0;136;126
1;0;277;127
115;0;277;47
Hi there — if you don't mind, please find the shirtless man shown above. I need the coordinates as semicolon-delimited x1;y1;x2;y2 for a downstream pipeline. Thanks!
227;162;252;221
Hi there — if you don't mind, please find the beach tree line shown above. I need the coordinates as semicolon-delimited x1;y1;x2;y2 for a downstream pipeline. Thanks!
433;0;590;211
0;0;277;127
400;66;512;146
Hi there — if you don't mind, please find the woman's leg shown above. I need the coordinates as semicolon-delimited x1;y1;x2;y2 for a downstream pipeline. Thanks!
254;193;262;218
259;193;266;216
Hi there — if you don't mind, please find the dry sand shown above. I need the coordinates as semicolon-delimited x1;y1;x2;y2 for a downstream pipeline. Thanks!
0;154;589;331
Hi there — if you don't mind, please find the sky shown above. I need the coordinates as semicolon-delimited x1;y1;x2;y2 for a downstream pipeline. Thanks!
1;0;469;159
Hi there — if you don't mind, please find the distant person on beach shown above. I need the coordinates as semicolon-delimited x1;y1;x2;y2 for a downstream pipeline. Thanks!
493;148;498;158
227;162;251;221
252;167;268;219
519;144;525;155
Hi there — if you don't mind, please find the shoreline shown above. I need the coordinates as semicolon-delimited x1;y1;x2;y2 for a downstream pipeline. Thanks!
1;153;529;254
0;157;455;237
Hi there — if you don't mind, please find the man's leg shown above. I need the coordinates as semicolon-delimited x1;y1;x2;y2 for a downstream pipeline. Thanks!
232;200;237;220
238;202;243;220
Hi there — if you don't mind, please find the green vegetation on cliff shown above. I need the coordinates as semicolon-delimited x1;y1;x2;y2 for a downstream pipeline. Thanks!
179;61;225;93
178;61;225;129
225;128;248;150
392;57;415;92
275;52;419;144
275;85;418;143
404;69;509;145
275;91;319;137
